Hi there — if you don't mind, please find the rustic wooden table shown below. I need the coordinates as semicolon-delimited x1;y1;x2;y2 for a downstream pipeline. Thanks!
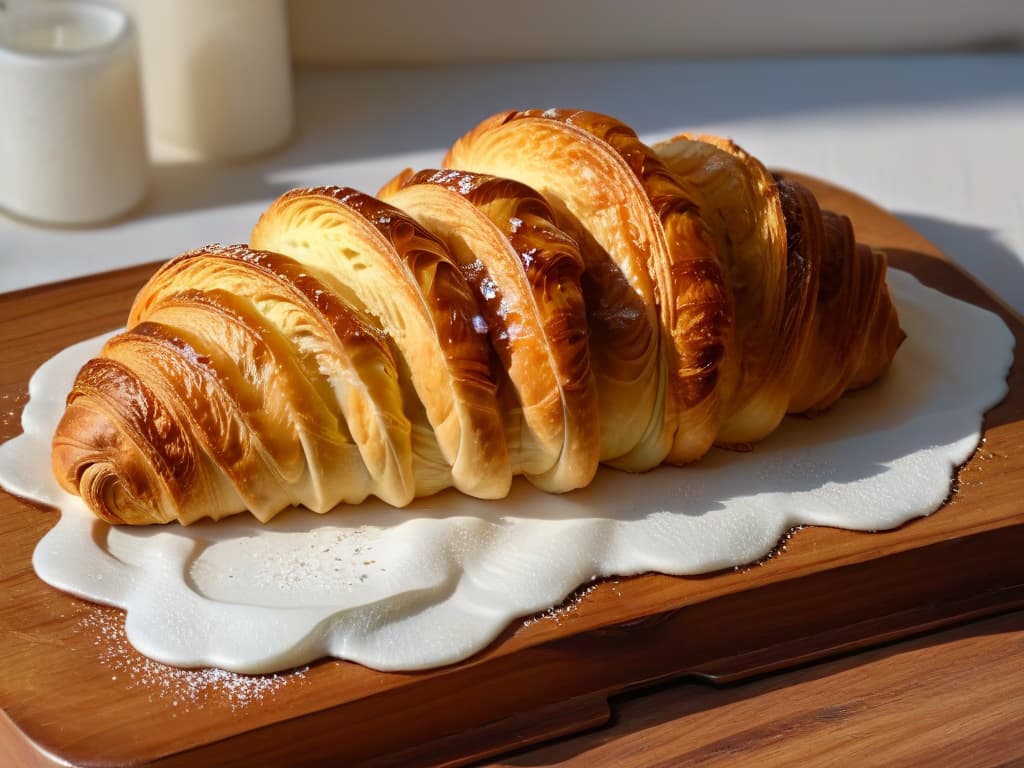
481;609;1024;767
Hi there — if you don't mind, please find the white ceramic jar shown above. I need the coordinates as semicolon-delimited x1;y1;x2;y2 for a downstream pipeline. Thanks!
124;0;294;160
0;1;149;225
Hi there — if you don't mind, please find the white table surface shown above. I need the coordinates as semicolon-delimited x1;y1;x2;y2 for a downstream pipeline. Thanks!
1;53;1022;314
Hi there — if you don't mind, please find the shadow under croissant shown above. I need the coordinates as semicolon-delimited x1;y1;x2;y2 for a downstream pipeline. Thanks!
883;245;1022;435
895;213;1024;320
161;349;977;533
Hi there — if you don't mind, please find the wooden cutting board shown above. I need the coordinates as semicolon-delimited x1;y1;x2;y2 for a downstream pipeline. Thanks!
1;175;1022;768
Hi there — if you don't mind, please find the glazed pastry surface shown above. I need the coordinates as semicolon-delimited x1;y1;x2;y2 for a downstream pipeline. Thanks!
52;110;904;525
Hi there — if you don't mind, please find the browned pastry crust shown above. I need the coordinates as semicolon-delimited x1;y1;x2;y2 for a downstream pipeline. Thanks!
248;186;511;501
445;110;731;470
654;134;905;429
378;168;600;492
52;111;905;525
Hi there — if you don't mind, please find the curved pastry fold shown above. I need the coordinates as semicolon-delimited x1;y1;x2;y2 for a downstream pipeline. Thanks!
250;187;511;500
54;245;376;524
445;109;731;469
654;133;905;428
652;134;789;443
378;168;600;492
52;110;905;526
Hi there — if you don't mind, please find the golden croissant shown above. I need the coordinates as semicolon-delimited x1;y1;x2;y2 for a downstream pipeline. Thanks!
51;109;904;525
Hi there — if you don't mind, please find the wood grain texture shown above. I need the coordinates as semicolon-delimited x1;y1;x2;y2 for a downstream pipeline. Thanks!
0;174;1022;767
484;610;1024;768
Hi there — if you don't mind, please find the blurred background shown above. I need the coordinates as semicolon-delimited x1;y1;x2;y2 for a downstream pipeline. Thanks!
1;0;1022;313
287;0;1024;63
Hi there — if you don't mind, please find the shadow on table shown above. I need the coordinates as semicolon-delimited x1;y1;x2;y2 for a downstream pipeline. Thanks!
895;212;1024;316
489;610;1024;767
880;219;1023;435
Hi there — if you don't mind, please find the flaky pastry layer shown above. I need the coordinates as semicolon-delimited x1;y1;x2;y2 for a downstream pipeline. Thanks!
52;111;905;524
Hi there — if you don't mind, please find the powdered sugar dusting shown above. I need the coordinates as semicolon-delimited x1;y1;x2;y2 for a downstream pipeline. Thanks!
0;391;28;435
521;578;622;627
79;608;309;710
